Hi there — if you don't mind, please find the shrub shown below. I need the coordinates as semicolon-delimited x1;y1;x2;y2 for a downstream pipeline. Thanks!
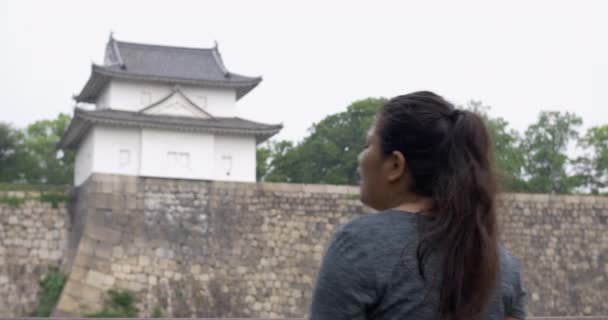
32;268;67;317
86;289;139;318
0;195;25;207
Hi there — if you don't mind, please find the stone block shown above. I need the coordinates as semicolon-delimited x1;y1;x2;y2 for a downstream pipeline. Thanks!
93;193;113;209
81;283;105;304
70;266;87;281
138;255;150;266
87;224;122;245
8;216;18;225
127;281;143;292
111;194;127;213
112;246;124;258
73;252;95;268
94;242;113;259
125;177;138;194
54;292;80;314
190;265;201;273
92;257;112;274
78;238;96;256
85;270;110;289
99;179;113;194
104;274;116;287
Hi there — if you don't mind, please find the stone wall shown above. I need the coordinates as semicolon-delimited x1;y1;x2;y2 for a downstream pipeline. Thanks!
0;191;69;316
53;174;366;317
52;174;607;318
497;194;607;316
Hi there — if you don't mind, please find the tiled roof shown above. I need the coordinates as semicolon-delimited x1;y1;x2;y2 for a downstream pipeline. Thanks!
74;36;262;102
58;108;282;149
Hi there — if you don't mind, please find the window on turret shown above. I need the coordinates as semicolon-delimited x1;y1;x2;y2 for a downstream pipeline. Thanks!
168;152;190;169
119;149;130;167
221;155;232;176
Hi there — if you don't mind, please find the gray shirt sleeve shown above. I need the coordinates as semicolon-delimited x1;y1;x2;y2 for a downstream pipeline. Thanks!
309;226;377;320
505;256;527;319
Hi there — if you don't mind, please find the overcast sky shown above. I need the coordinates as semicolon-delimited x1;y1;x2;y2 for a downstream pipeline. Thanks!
1;0;606;143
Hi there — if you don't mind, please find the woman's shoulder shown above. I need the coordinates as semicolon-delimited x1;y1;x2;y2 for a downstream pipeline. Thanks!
332;210;419;249
340;210;416;232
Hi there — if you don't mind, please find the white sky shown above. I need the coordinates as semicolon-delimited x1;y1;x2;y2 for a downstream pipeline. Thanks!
1;0;606;143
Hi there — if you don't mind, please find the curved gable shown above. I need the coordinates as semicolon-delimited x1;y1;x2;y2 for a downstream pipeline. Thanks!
140;87;213;119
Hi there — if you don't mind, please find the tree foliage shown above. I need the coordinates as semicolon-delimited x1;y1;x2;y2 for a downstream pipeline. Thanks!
1;104;604;195
258;140;296;182
463;101;526;192
258;98;384;184
0;122;24;182
258;97;605;195
256;144;272;181
522;111;583;194
21;113;74;184
0;114;74;185
576;125;608;194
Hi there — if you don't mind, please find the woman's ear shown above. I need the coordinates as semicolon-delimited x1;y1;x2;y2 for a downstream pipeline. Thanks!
387;150;407;182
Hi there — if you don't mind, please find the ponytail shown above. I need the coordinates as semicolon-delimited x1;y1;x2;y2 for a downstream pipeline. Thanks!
378;92;499;320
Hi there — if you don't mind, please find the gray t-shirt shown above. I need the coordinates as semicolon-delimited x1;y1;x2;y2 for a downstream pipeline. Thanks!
310;210;527;320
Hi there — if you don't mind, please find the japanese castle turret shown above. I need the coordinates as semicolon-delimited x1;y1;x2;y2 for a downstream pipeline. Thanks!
59;35;282;185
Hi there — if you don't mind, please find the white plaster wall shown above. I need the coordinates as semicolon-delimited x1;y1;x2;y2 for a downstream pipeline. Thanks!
140;128;215;180
103;79;237;117
95;84;111;110
77;125;256;182
91;126;140;176
74;129;95;186
213;135;256;182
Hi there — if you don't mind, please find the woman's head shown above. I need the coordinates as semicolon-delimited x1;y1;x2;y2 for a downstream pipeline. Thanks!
359;91;499;320
358;91;466;210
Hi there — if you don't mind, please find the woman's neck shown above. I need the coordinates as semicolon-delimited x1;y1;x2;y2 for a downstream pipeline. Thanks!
391;194;433;214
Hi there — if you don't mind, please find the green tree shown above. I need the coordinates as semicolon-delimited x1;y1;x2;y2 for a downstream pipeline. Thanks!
464;101;526;192
522;111;582;194
265;98;385;184
0;122;25;182
575;125;608;194
257;140;296;182
263;140;297;183
256;144;272;182
19;113;75;185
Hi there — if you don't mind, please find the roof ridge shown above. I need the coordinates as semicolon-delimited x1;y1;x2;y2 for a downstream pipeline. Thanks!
211;45;230;77
92;64;260;83
116;39;215;52
111;38;125;68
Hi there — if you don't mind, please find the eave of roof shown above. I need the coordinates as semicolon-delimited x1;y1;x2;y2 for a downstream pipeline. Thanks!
74;64;261;103
57;108;282;149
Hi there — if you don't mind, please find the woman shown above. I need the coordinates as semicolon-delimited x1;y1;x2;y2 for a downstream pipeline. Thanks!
310;91;527;320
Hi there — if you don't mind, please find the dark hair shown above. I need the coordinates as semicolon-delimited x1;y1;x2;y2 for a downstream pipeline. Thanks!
376;91;499;320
